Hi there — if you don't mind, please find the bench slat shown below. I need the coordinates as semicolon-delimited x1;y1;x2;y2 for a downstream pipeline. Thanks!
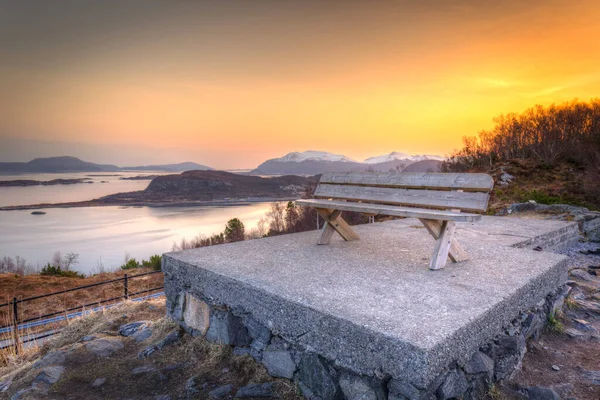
314;184;490;213
295;199;482;222
320;172;494;192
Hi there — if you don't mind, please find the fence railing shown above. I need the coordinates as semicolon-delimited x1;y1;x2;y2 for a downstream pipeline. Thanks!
0;270;164;353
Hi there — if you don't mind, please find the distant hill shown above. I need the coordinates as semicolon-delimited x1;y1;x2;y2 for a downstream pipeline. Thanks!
143;170;312;201
0;156;120;173
123;162;212;172
0;157;213;174
251;151;443;175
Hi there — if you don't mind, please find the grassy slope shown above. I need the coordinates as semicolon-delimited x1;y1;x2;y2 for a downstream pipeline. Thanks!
483;159;600;214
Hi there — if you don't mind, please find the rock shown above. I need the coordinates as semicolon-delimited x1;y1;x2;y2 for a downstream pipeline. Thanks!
155;396;171;400
564;327;586;338
206;310;252;347
581;369;600;385
551;383;573;398
34;366;65;385
186;376;202;396
464;351;494;375
183;293;211;335
132;365;157;375
524;386;560;400
86;338;124;357
235;382;276;398
436;370;468;400
551;365;560;371
119;321;150;337
298;353;341;400
81;335;96;342
91;377;106;388
138;329;181;359
387;379;422;400
132;327;153;342
10;387;32;400
262;349;296;379
33;350;66;368
233;348;252;356
522;313;542;339
570;268;596;282
245;316;272;345
0;379;11;392
209;384;233;398
339;373;385;400
499;172;515;185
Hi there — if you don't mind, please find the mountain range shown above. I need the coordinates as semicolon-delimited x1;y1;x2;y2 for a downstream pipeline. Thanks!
0;151;444;175
251;151;445;175
0;156;212;174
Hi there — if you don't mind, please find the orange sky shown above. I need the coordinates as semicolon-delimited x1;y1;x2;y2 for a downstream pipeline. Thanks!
1;0;599;169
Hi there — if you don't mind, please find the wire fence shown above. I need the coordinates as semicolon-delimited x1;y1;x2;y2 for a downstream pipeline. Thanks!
0;270;164;353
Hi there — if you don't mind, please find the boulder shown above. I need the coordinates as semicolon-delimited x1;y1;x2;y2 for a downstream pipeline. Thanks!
298;353;342;400
206;310;251;347
464;351;494;375
436;370;468;400
119;321;150;337
33;350;66;368
262;349;296;379
387;378;422;400
339;372;385;400
132;327;153;342
86;338;124;357
34;366;65;385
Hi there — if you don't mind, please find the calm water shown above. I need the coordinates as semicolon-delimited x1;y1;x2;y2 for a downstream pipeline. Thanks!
0;173;273;273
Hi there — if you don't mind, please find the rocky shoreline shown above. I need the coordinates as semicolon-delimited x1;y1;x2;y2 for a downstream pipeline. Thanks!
0;170;315;211
0;178;94;187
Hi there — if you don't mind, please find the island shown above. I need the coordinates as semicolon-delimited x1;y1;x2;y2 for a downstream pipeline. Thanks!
0;170;316;210
0;178;94;187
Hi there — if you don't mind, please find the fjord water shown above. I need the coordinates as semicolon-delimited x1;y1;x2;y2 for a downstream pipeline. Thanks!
0;173;272;273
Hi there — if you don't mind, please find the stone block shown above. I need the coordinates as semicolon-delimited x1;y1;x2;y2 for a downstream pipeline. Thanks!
298;353;342;400
183;293;211;336
262;349;296;379
206;309;252;347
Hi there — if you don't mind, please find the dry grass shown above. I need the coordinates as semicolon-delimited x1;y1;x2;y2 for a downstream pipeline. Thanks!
1;299;301;400
0;268;163;335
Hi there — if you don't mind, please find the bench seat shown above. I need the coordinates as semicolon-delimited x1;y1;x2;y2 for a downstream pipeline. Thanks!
295;199;482;223
295;172;494;270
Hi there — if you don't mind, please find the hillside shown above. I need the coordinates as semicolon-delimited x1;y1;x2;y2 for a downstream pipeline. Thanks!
0;157;213;174
0;157;120;173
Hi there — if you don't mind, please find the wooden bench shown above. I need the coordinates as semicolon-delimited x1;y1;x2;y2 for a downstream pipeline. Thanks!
295;172;494;270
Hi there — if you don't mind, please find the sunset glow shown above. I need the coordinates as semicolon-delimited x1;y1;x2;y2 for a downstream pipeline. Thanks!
1;0;599;168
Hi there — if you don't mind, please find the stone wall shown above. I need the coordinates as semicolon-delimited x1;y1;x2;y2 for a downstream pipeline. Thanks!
165;282;570;400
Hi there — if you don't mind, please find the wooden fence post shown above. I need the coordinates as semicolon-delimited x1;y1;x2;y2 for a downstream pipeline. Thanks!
12;297;19;355
124;274;129;300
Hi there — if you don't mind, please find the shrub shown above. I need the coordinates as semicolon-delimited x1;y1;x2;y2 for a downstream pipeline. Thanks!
40;263;85;278
142;255;162;271
120;258;141;270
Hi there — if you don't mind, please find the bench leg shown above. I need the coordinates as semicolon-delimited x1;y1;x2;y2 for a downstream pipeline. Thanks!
316;208;360;245
419;219;470;269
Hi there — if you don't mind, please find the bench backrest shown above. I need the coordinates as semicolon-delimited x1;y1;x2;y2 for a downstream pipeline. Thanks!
314;172;494;213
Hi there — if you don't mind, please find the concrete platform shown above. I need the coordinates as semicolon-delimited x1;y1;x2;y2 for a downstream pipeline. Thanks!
163;217;576;389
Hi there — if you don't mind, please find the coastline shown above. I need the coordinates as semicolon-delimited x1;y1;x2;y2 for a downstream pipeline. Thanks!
0;196;298;211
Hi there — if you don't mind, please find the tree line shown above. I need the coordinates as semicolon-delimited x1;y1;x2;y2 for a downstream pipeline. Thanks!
172;201;369;251
442;98;600;172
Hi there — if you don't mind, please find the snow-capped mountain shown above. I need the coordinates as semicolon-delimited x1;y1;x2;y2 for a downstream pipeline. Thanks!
252;150;444;175
274;151;356;163
363;152;445;164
